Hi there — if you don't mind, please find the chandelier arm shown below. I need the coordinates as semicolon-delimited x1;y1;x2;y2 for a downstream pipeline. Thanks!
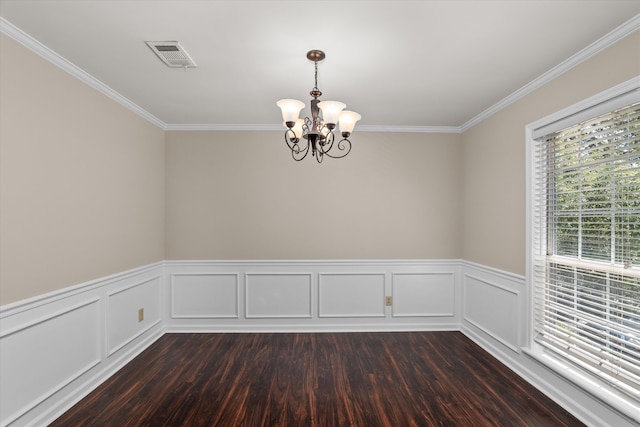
323;136;352;159
284;130;310;161
284;128;298;149
317;129;334;154
292;143;310;161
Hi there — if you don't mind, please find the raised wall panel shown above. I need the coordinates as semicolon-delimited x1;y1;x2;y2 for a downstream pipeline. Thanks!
245;273;312;318
319;273;385;318
392;273;455;317
0;299;101;425
171;273;238;318
463;273;520;352
107;276;162;356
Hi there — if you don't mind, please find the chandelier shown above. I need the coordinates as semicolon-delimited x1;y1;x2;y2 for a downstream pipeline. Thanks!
277;50;361;163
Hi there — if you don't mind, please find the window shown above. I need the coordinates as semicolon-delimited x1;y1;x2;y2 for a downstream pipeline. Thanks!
529;81;640;411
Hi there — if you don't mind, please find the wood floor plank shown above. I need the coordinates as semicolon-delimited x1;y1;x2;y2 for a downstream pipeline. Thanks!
50;332;585;427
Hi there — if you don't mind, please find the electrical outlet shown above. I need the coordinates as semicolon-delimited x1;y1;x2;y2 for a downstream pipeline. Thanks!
138;308;144;322
385;296;392;306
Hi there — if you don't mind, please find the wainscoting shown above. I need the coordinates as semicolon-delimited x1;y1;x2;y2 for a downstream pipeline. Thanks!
1;260;636;426
164;260;460;332
0;263;165;427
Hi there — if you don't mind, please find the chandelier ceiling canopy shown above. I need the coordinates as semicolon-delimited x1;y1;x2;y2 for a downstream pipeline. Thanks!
277;50;361;163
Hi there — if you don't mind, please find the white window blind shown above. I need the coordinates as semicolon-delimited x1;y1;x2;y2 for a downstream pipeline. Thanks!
531;100;640;403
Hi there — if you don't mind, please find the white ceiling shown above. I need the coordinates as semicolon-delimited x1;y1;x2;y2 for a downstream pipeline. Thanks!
1;1;639;131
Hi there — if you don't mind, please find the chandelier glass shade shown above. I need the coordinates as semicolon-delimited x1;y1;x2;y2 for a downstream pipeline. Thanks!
277;50;361;163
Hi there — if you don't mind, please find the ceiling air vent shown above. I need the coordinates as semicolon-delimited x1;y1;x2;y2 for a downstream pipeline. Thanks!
145;41;196;68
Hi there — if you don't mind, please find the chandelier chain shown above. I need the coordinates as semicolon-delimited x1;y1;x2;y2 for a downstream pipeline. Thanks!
313;60;319;95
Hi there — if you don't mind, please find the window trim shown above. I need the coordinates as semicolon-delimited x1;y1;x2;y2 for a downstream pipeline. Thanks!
525;76;640;422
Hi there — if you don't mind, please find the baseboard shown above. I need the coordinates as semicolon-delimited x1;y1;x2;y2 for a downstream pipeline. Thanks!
37;328;164;427
164;322;460;333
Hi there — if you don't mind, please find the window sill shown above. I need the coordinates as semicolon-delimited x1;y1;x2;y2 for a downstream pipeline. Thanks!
523;347;640;423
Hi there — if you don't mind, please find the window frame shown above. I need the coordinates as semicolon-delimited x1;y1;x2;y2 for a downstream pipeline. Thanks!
525;76;640;421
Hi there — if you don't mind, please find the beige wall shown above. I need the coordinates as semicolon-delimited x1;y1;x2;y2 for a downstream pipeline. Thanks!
2;26;637;305
165;131;462;260
461;32;640;275
0;35;165;305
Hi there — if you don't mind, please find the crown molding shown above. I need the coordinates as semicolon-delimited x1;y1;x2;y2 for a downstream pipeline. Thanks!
356;125;462;134
3;12;638;135
165;123;283;132
461;13;640;132
0;17;167;130
165;123;463;133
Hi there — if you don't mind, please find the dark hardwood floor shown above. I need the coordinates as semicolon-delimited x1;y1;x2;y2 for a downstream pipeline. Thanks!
50;332;585;426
